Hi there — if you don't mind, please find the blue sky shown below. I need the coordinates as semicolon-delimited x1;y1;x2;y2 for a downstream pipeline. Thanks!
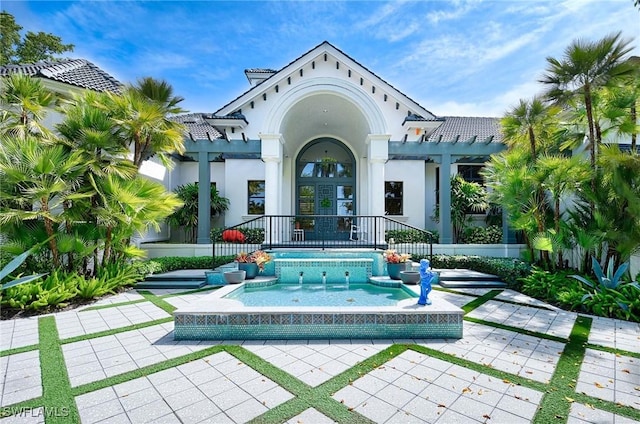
4;0;639;117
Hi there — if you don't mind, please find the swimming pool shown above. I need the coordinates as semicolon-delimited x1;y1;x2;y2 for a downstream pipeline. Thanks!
224;283;415;307
174;278;463;340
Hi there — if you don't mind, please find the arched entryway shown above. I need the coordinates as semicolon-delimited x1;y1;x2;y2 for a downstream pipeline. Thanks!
295;138;356;240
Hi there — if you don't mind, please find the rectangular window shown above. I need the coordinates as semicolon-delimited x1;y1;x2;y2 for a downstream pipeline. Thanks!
248;180;265;214
457;165;484;185
385;181;403;215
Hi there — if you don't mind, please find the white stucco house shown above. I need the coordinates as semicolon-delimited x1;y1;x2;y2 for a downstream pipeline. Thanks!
1;41;517;253
171;41;510;248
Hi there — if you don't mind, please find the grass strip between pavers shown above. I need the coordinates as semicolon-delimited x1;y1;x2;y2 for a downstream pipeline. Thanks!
533;315;592;423
461;289;502;314
79;298;147;312
38;316;80;423
585;342;640;360
60;317;173;345
137;290;177;314
79;286;218;312
464;316;568;343
0;343;39;357
4;288;640;424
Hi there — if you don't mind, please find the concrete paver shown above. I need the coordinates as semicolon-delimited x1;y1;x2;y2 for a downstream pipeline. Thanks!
1;284;639;424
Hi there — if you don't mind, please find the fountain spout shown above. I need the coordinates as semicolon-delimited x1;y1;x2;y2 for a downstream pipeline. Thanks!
345;271;350;287
322;271;327;285
299;271;304;285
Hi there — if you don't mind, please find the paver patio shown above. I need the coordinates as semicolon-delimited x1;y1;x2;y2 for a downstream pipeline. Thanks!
1;284;639;424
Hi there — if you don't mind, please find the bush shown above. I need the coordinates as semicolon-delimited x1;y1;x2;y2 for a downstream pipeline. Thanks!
429;254;530;287
210;227;264;244
386;229;433;243
462;225;503;244
1;270;79;310
140;256;234;273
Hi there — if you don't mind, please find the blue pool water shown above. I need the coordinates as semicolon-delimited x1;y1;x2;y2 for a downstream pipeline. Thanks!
224;283;416;307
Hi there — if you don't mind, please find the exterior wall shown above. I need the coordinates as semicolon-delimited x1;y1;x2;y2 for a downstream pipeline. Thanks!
384;160;426;228
225;58;430;144
224;159;265;226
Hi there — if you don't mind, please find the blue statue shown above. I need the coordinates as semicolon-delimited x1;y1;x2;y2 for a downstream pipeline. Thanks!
418;259;433;306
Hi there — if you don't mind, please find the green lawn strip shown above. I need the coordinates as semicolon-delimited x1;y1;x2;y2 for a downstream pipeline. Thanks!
568;391;640;421
532;315;592;424
461;289;503;314
248;345;408;424
408;344;548;392
230;346;375;424
464;316;568;343
79;298;147;312
0;397;44;418
70;345;226;396
38;316;80;423
137;290;177;314
59;317;173;345
0;343;39;357
584;343;640;360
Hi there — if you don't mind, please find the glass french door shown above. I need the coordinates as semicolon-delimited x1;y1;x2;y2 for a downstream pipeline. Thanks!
296;138;355;240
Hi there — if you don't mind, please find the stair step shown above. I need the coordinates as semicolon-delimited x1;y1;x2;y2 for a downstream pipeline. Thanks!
439;280;507;289
135;280;207;289
437;270;500;281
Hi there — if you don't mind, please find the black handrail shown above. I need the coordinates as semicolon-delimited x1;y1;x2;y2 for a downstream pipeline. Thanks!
211;215;433;267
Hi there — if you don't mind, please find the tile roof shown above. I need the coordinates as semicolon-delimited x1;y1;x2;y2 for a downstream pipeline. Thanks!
0;59;122;93
428;116;503;143
171;113;224;140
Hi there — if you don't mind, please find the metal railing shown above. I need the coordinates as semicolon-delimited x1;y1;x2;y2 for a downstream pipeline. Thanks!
212;215;433;263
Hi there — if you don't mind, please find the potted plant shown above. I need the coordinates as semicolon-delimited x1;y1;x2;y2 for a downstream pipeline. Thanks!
235;250;272;279
383;249;411;280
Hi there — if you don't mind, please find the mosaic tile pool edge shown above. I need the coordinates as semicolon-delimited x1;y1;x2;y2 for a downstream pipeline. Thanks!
174;312;463;340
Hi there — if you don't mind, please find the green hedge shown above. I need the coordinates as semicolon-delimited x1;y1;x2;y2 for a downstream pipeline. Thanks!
138;255;234;274
429;254;530;288
385;229;434;243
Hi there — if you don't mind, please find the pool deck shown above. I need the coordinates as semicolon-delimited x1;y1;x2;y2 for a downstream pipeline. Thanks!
1;281;639;423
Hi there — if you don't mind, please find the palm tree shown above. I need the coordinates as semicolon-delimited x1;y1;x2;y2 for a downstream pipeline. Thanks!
167;183;229;243
0;73;55;139
89;174;183;266
540;32;634;171
535;154;591;267
56;91;137;180
134;77;186;115
105;87;186;169
501;97;559;158
0;135;86;267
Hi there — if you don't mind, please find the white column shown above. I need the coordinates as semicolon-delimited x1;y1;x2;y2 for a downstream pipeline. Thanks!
366;134;390;243
260;134;284;243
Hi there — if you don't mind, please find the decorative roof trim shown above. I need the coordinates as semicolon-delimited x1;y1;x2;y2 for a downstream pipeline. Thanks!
214;41;438;120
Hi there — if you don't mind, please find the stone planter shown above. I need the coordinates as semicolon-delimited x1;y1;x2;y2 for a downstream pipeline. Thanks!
399;270;420;285
237;262;259;279
223;270;246;284
386;262;408;280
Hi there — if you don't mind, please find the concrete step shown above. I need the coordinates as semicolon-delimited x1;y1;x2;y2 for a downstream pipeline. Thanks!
439;279;507;289
135;279;207;289
437;269;501;281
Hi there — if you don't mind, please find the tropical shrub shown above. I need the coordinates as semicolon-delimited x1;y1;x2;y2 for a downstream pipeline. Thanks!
428;254;530;287
167;183;229;243
140;255;234;273
242;228;265;244
462;225;503;244
386;229;433;243
1;270;80;310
